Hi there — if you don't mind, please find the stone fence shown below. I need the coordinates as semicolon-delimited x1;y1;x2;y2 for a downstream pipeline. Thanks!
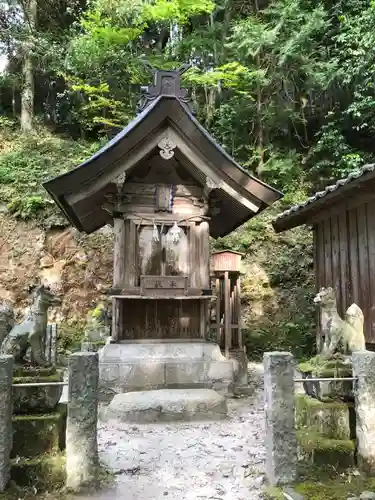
264;351;375;486
0;352;99;492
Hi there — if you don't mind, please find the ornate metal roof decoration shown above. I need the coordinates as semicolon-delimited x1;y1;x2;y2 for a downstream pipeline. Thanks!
136;62;195;115
158;136;176;160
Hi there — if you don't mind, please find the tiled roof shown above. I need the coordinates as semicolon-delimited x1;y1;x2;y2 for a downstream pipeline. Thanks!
274;163;375;225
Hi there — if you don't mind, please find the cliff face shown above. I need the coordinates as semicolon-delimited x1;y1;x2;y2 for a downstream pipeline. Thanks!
0;215;114;322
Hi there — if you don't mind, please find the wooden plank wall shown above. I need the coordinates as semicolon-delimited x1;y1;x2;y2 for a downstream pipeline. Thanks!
118;299;201;340
315;199;375;344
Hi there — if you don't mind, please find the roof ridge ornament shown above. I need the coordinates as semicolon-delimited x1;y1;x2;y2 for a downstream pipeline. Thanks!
136;60;195;115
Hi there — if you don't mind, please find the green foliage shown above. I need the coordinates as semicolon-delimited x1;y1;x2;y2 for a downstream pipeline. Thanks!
0;125;101;220
7;196;47;220
57;321;85;353
142;0;215;22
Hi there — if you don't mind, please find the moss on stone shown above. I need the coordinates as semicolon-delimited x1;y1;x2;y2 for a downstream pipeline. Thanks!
13;373;62;384
295;394;352;440
12;412;66;458
297;429;355;469
262;486;285;499
13;366;57;378
315;367;352;378
12;370;64;414
298;361;315;374
294;475;375;500
10;453;66;490
296;394;350;411
298;429;355;453
298;355;352;377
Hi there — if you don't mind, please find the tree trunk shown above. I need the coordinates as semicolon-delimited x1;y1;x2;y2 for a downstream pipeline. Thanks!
20;0;37;133
254;0;264;175
256;53;264;175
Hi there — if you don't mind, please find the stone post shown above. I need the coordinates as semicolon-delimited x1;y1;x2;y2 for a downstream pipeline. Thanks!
0;355;13;492
264;352;297;486
352;351;375;475
66;352;99;490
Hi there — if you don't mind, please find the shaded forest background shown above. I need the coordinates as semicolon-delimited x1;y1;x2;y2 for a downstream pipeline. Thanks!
0;0;374;358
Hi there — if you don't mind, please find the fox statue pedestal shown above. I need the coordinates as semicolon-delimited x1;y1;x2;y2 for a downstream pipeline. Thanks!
294;286;365;470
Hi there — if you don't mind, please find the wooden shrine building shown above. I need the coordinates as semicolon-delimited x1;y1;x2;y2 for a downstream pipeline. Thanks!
273;164;375;348
44;66;282;393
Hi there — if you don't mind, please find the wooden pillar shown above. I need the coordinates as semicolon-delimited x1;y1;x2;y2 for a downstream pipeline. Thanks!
199;300;206;339
111;297;119;342
215;276;221;345
200;221;210;341
230;276;234;346
112;217;125;343
124;219;137;288
198;221;210;288
236;274;242;349
189;222;199;289
113;217;125;289
224;271;231;358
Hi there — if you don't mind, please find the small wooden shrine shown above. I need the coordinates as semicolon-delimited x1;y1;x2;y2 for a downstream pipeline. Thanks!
44;65;282;392
211;250;244;358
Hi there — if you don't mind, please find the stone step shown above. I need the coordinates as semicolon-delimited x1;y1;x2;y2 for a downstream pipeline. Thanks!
99;341;227;362
101;388;228;423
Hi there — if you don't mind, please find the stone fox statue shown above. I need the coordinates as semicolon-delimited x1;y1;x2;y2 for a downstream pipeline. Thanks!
1;284;61;365
314;287;366;358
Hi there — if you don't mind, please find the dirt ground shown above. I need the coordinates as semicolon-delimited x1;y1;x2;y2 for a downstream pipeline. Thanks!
77;363;265;500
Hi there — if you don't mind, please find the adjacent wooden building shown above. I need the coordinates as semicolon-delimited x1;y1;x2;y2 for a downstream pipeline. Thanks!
44;66;282;350
273;164;375;346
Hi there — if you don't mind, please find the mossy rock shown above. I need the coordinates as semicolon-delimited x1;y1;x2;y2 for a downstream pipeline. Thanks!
295;394;353;440
297;429;355;470
299;357;353;401
12;411;66;459
10;453;66;490
299;355;352;374
13;366;58;378
262;486;285;499
12;369;64;414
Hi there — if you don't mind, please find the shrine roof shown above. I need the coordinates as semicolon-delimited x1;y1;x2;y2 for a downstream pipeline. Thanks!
273;163;375;232
43;67;283;238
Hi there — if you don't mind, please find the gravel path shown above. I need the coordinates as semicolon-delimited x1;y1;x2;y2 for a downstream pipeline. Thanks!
82;363;265;500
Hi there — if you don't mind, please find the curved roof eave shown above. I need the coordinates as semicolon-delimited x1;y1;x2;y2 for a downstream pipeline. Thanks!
43;95;164;190
44;95;282;204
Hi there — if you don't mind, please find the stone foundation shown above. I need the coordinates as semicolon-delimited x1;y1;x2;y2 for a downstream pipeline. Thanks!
295;394;355;470
99;341;237;399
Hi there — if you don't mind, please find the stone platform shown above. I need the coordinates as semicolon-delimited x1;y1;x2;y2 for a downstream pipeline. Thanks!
101;388;228;423
98;341;238;400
